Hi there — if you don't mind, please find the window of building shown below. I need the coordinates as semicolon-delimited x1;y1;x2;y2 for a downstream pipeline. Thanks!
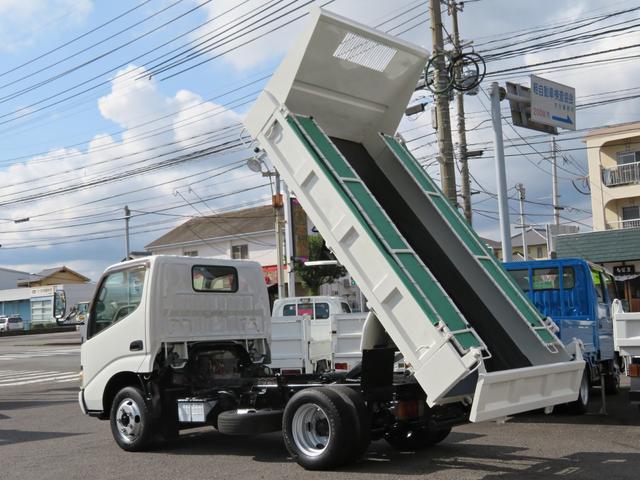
231;244;249;260
536;246;543;258
622;206;640;220
192;265;238;292
617;151;640;165
183;250;198;257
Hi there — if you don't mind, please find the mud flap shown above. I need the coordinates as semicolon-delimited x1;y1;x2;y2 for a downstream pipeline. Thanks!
469;360;585;422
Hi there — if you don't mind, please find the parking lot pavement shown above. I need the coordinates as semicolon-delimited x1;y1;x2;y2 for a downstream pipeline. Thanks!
0;333;638;480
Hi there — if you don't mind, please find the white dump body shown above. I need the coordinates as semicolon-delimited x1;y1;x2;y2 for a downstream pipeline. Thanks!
245;7;583;421
613;300;640;357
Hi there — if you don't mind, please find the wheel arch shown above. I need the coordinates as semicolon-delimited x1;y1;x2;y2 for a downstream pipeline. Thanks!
102;372;144;417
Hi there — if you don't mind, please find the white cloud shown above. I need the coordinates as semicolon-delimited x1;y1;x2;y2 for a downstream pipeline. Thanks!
0;0;93;53
0;65;263;279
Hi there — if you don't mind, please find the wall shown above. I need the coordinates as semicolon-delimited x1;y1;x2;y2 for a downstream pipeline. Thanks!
586;132;640;230
149;232;278;266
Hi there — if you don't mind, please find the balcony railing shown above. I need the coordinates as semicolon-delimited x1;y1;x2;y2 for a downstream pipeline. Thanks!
607;219;640;230
602;161;640;187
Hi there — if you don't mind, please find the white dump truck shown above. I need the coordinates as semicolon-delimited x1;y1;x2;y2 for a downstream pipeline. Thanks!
613;300;640;409
76;9;585;471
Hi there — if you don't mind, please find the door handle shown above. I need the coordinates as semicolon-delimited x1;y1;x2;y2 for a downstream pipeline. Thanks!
129;340;143;351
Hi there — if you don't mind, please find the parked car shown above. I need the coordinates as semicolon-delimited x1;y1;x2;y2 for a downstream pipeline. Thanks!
0;315;24;333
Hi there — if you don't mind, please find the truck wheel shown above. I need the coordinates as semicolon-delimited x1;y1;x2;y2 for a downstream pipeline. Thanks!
326;385;371;458
604;371;620;395
217;409;283;435
569;370;590;414
283;388;356;470
110;386;155;451
385;426;451;451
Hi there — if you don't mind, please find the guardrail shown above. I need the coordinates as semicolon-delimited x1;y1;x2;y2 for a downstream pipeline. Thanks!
602;161;640;187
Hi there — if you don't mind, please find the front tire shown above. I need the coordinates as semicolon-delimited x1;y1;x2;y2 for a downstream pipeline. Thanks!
283;388;356;470
110;386;155;451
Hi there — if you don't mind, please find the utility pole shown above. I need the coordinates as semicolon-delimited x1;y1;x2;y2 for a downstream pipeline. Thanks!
124;205;131;261
282;182;296;297
551;137;560;226
449;1;471;224
429;0;457;204
273;173;285;300
515;183;528;260
490;82;512;262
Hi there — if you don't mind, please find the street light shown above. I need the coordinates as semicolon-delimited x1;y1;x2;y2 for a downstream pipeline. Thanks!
247;150;286;299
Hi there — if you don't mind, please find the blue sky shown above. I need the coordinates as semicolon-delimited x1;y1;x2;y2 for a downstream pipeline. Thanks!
0;0;637;280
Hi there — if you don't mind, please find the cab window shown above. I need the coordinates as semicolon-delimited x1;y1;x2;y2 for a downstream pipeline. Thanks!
591;269;605;303
603;274;617;302
282;304;297;316
315;303;330;319
532;268;560;290
192;265;237;292
298;303;313;316
88;266;146;339
507;269;530;291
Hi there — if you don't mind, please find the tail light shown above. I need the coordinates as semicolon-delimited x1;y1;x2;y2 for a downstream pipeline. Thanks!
334;362;349;371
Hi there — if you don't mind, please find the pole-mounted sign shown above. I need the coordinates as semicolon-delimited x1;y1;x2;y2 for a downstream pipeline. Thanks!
530;75;576;131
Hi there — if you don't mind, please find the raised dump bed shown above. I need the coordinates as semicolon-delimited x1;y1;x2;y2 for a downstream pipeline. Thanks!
245;7;583;421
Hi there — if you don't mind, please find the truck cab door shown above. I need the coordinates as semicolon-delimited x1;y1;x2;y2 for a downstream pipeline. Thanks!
81;265;148;411
592;270;614;361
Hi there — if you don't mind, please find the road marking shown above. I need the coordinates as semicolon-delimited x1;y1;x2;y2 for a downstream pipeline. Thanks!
0;370;80;387
0;347;80;360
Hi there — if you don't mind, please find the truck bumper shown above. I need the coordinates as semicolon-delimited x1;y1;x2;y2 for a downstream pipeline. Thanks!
78;389;88;415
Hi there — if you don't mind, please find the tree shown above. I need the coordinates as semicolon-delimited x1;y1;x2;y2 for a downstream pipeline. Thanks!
294;235;346;295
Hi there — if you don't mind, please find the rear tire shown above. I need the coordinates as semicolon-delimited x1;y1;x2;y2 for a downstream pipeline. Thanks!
569;370;590;414
385;426;451;451
283;388;357;470
326;385;371;459
110;386;155;451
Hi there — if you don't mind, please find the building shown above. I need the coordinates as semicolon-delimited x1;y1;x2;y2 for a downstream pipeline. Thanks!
0;267;30;290
584;122;640;230
0;283;95;328
556;228;640;311
17;266;90;287
146;205;367;310
552;122;640;311
146;205;280;283
486;228;549;261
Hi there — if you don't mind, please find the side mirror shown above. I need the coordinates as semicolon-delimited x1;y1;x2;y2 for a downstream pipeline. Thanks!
54;290;67;325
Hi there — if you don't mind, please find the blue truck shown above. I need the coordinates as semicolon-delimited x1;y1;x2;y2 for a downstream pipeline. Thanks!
504;258;620;412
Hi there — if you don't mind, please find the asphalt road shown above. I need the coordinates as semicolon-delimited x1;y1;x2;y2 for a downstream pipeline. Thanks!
1;332;638;480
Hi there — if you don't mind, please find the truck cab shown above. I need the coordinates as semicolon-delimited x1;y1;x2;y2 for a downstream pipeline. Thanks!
504;258;620;399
